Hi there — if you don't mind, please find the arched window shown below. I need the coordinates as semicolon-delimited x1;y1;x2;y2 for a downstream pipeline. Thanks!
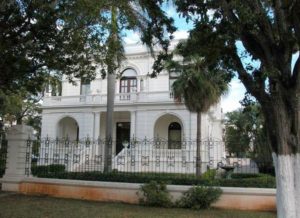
168;122;182;149
57;117;79;141
120;68;137;100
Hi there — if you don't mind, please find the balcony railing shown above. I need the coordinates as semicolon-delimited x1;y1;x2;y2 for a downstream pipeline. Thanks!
43;91;176;107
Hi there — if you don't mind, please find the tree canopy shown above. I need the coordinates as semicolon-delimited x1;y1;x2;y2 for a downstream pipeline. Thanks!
174;0;300;155
0;0;110;94
170;53;229;113
0;0;175;95
174;1;300;216
225;98;272;161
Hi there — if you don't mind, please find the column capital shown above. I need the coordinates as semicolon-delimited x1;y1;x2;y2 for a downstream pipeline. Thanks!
6;125;34;141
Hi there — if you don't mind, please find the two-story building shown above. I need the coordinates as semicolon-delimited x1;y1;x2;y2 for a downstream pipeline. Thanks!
40;41;225;172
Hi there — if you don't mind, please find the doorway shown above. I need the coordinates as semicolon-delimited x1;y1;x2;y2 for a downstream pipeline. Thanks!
116;122;130;154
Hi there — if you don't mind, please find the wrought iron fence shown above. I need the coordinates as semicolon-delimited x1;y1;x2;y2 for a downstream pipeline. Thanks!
26;137;222;174
25;137;275;180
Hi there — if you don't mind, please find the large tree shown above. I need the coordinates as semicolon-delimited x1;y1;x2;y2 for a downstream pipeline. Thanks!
0;0;107;94
174;0;300;216
225;100;273;173
170;51;229;176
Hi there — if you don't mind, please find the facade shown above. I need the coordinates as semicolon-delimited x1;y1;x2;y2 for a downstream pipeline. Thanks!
40;41;225;172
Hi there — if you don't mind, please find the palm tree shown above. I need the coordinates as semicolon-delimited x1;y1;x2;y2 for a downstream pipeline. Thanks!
103;6;121;173
101;2;175;172
171;54;229;176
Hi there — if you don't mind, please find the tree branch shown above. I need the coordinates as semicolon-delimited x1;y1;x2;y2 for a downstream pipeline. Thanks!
292;55;300;90
291;1;300;45
221;0;278;73
274;0;289;37
246;0;276;45
230;45;271;107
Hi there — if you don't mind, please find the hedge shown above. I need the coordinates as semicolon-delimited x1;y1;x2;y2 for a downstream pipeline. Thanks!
31;164;66;176
230;173;273;179
31;170;276;188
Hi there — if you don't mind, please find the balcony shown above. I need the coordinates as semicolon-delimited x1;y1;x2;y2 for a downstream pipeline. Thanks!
43;91;177;107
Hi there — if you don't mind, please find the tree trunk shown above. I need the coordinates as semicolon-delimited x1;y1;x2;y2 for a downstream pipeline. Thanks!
104;72;116;173
262;94;300;218
16;116;22;125
196;112;202;176
104;6;118;173
272;152;300;218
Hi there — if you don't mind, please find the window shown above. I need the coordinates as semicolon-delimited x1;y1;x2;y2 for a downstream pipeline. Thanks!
169;70;180;98
120;78;137;93
80;78;91;95
45;80;62;96
51;82;62;96
119;68;137;100
168;122;182;149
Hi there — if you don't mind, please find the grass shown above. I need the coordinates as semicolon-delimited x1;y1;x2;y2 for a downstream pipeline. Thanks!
0;193;276;218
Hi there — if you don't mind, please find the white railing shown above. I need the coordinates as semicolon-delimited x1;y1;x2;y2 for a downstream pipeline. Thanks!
43;91;175;106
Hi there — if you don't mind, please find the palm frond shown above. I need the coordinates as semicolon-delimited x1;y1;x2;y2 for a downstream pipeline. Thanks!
172;53;229;113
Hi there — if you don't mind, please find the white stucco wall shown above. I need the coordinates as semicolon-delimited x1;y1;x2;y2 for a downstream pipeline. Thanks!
41;112;94;139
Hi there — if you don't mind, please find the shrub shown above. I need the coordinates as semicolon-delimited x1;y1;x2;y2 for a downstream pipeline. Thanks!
231;173;270;179
201;169;217;180
0;167;5;177
48;164;65;173
218;176;275;188
0;140;7;177
177;186;222;210
31;165;47;176
257;164;275;177
138;181;173;207
31;164;65;176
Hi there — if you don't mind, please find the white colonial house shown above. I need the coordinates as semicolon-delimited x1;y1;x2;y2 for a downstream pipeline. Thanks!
40;41;225;173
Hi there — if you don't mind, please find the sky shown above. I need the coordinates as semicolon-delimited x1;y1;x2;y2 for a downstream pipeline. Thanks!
123;4;248;114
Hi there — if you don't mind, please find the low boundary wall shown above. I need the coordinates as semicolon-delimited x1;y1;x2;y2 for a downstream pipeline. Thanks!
14;177;276;211
1;125;276;212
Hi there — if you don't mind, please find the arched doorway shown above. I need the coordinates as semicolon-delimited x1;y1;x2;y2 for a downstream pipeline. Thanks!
57;117;79;141
154;114;183;149
168;122;182;149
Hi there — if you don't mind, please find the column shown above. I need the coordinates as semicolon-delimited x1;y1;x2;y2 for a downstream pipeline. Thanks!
130;111;136;138
2;125;34;191
94;112;101;139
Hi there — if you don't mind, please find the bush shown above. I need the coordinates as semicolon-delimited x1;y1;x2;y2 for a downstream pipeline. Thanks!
177;186;222;210
257;164;275;177
0;167;5;177
202;169;217;180
31;165;48;176
218;176;275;188
138;181;173;207
0;140;7;177
231;173;270;179
49;164;65;173
31;164;65;176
